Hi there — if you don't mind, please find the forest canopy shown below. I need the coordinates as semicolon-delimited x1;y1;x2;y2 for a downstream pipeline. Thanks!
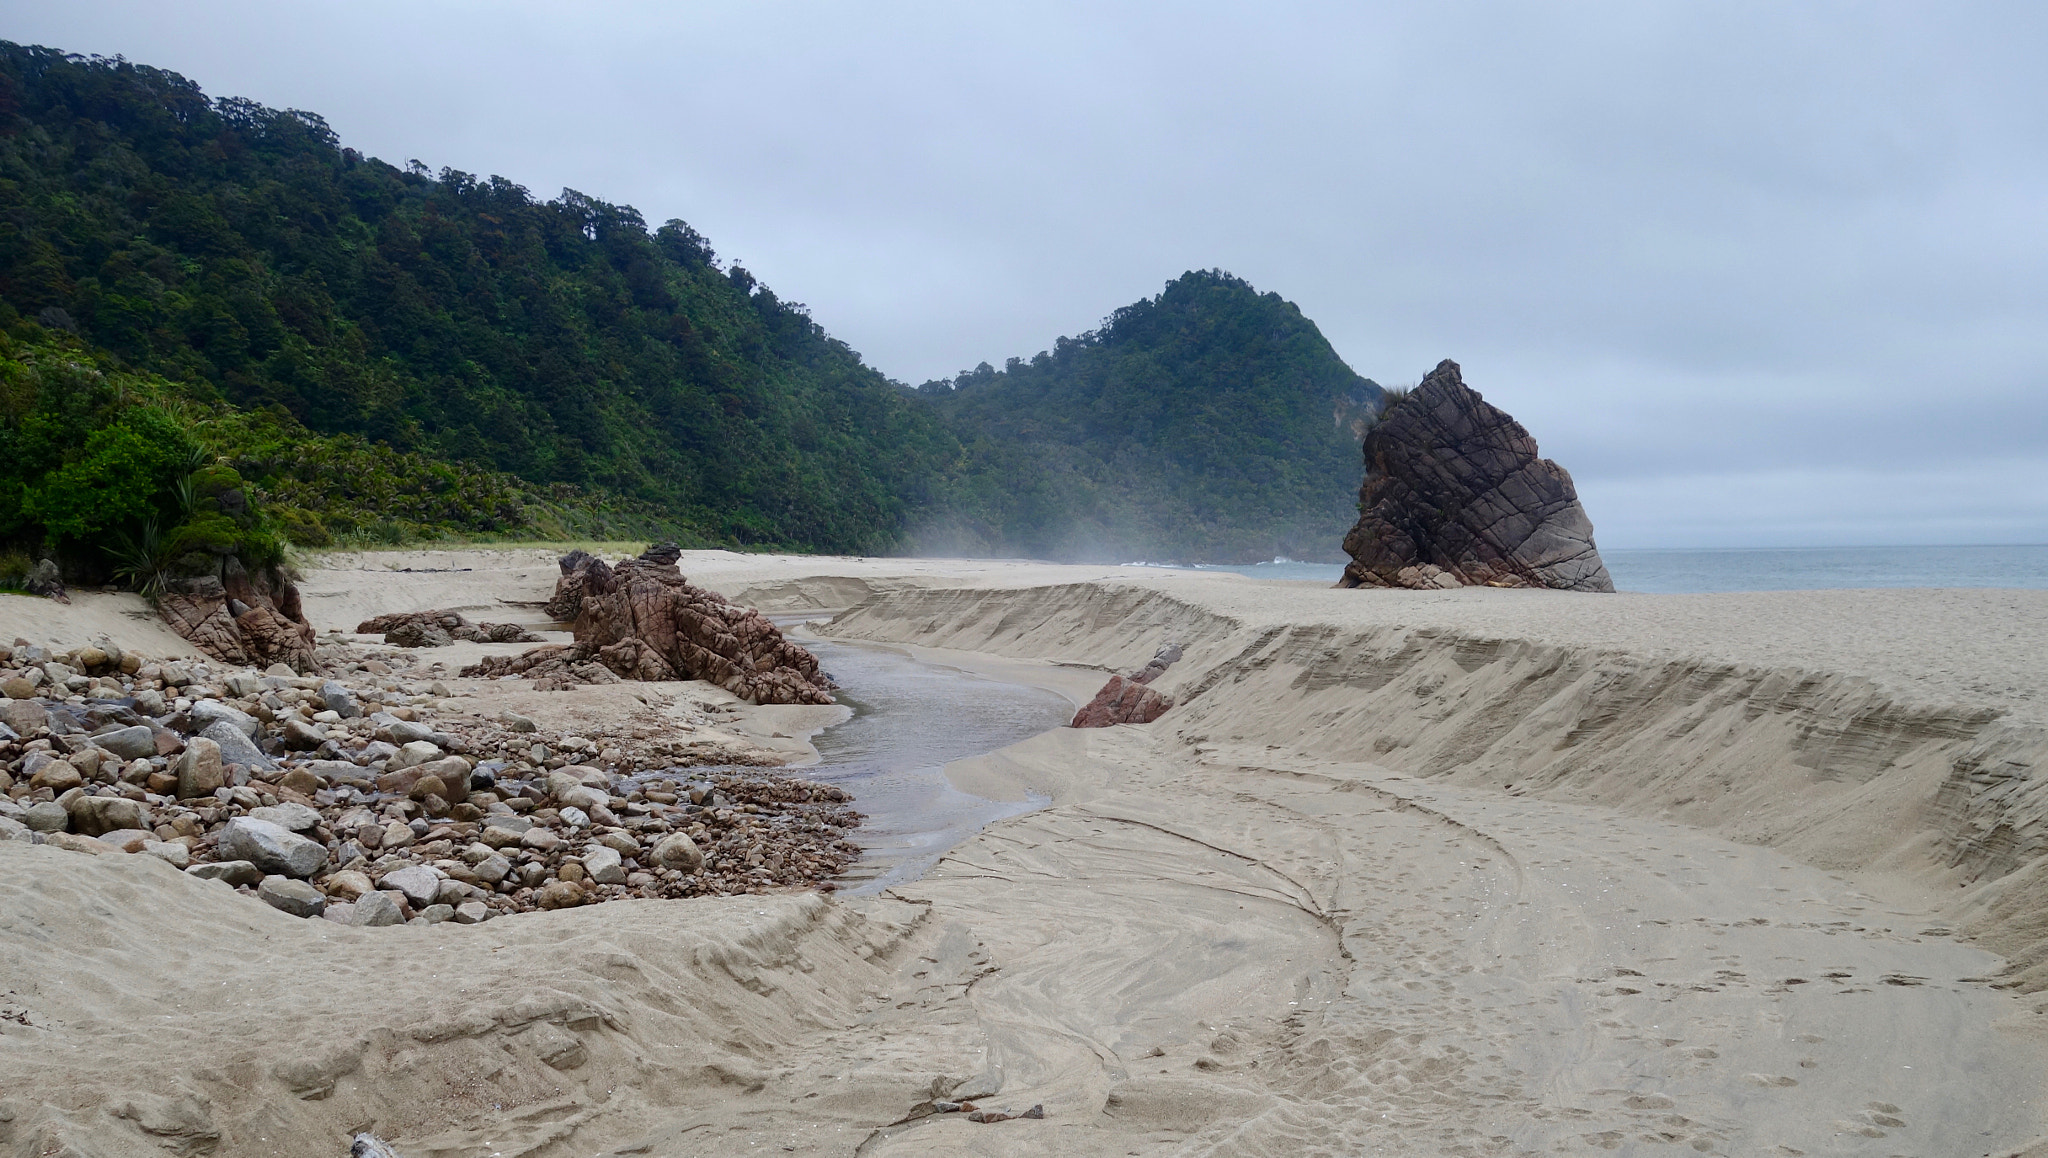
0;42;1385;576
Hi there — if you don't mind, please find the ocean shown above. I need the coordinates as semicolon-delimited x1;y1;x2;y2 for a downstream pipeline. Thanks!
1130;543;2048;594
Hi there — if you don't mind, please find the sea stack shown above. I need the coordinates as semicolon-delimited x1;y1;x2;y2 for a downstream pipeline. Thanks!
1338;359;1614;592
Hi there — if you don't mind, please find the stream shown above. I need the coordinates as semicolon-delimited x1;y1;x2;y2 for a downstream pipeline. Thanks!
794;635;1074;895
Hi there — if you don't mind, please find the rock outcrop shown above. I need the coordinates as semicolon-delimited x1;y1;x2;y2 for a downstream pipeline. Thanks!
466;546;835;705
354;610;542;648
157;566;319;673
23;558;68;604
1072;643;1181;728
1338;360;1613;593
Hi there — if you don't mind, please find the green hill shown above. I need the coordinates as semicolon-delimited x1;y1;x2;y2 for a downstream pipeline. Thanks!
0;43;1386;578
0;42;956;554
917;270;1383;562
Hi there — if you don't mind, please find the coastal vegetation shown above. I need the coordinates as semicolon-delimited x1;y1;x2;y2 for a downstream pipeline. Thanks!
917;270;1382;561
0;42;1387;583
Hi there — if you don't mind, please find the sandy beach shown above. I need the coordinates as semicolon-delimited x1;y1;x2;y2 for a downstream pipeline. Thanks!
4;549;2047;1156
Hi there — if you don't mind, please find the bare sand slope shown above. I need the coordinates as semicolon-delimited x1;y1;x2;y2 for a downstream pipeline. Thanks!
5;553;2047;1156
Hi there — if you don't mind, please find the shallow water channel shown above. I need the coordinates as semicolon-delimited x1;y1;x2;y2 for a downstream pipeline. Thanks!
794;635;1074;894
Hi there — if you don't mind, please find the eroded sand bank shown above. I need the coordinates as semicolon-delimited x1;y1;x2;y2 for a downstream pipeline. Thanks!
4;550;2047;1156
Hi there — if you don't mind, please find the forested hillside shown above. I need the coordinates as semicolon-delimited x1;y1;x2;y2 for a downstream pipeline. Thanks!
0;42;1387;578
0;43;955;554
918;271;1383;561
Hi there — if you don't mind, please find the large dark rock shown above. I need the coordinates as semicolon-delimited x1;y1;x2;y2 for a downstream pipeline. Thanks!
1072;643;1182;728
157;570;319;672
466;548;835;705
354;609;541;647
1338;360;1613;593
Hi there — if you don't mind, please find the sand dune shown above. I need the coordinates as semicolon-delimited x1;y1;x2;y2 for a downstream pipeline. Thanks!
4;552;2045;1156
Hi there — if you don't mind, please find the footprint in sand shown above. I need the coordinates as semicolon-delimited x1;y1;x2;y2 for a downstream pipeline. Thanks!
1743;1073;1799;1087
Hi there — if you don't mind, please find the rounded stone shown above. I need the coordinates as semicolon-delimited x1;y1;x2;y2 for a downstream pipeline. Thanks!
650;832;704;873
257;875;326;918
217;817;328;878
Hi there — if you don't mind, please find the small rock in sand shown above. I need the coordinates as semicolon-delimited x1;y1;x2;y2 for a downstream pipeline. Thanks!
583;846;627;884
342;891;405;927
91;724;158;760
22;801;69;833
175;737;225;798
536;880;585;909
249;802;322;833
217;817;327;878
188;860;264;887
258;875;326;918
380;865;442;908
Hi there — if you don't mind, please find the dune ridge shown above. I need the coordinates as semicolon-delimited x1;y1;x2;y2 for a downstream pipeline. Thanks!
828;579;2048;986
5;557;2047;1155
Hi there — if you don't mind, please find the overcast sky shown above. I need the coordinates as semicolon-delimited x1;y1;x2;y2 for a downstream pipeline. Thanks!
7;2;2045;548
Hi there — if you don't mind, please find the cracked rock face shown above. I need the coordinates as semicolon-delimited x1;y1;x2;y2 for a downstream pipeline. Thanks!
470;546;836;705
1338;360;1614;593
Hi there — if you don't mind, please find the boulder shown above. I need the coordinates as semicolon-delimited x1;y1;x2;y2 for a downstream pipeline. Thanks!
21;801;69;832
282;719;326;750
217;817;327;878
156;572;316;672
328;891;404;927
67;794;148;836
464;546;835;705
385;719;435;745
319;681;361;718
248;802;322;833
583;846;626;885
387;740;443;771
380;865;442;908
201;720;274;771
1071;675;1174;728
142;840;189;868
258;875;326;918
44;831;109;855
189;700;259;738
67;747;105;781
649;832;703;873
0;698;47;733
175;737;226;798
535;880;585;909
24;557;67;603
0;816;34;843
91;725;158;761
324;870;374;900
96;828;153;853
1337;360;1614;592
302;759;373;786
29;759;83;793
188;860;264;887
356;609;542;648
472;853;512;885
